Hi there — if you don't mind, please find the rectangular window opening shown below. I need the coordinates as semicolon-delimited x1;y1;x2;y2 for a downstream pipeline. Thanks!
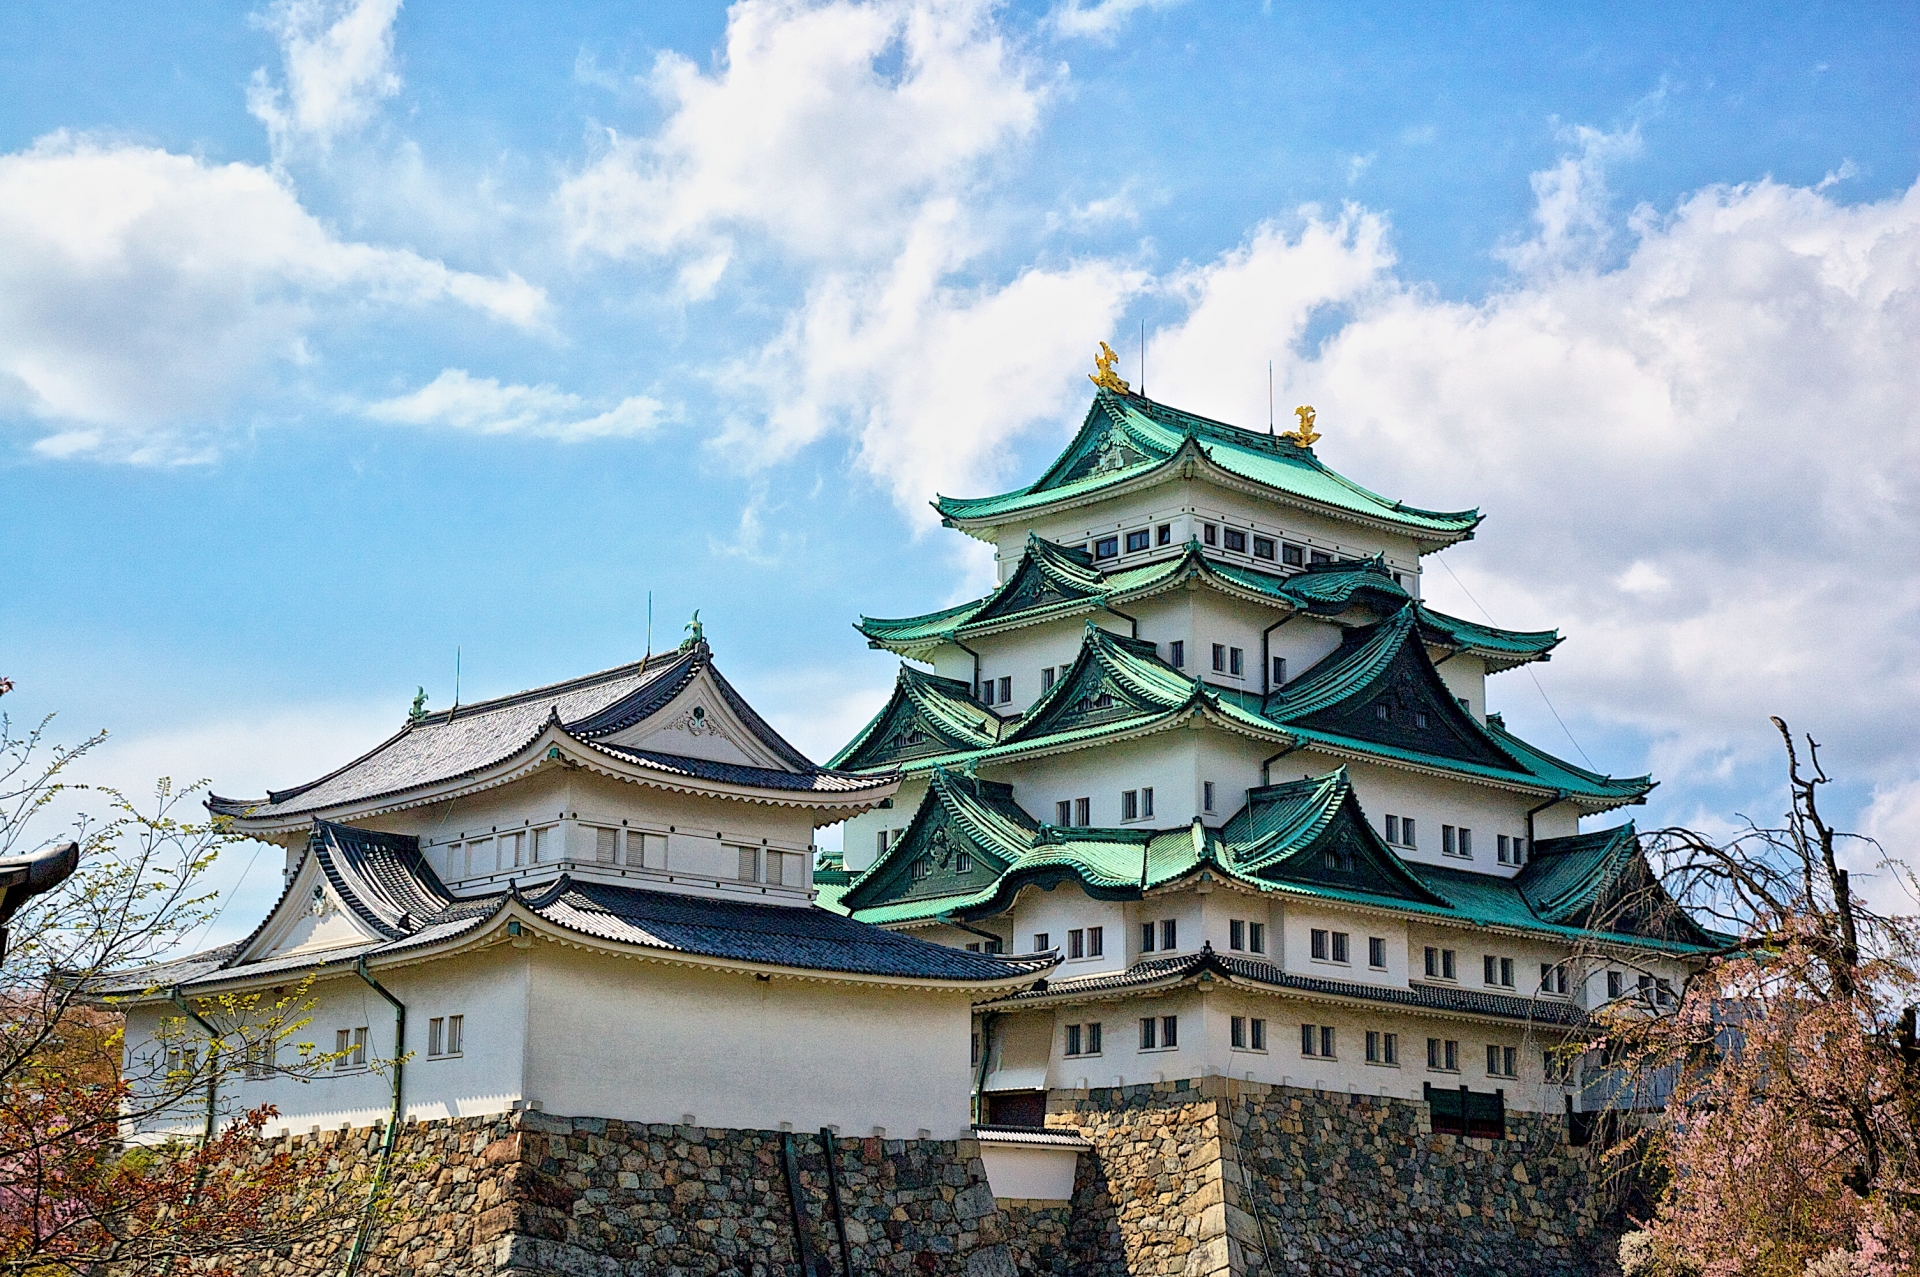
1160;919;1177;951
1229;647;1244;676
1169;640;1185;668
1126;529;1151;553
1095;536;1119;560
1156;523;1172;546
1142;787;1154;818
1369;936;1387;969
1223;528;1247;552
1203;782;1215;813
1087;926;1104;956
1249;921;1266;954
1253;536;1276;560
1203;523;1218;546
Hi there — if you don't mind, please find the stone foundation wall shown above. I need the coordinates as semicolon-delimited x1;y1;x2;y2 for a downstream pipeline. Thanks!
225;1085;1618;1277
231;1113;1050;1277
1046;1079;1621;1277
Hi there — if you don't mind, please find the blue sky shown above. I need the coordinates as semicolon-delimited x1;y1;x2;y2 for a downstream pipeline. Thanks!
3;0;1916;937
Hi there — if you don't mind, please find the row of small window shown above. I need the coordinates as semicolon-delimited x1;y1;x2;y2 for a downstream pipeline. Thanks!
1381;817;1528;865
1299;1027;1522;1079
1031;926;1105;958
1420;945;1576;997
448;827;553;875
1088;521;1337;568
1309;928;1390;968
1059;1018;1181;1056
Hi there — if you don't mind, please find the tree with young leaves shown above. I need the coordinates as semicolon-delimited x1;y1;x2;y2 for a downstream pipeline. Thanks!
1606;719;1920;1277
0;687;370;1275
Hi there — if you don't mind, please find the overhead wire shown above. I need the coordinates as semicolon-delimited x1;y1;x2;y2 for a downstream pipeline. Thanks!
1433;555;1598;771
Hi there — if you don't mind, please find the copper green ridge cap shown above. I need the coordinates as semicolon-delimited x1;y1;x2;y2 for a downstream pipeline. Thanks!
933;391;1481;548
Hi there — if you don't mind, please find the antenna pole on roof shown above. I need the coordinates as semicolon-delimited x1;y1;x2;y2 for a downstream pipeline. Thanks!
1139;320;1146;396
453;647;461;714
1268;361;1274;434
644;591;653;665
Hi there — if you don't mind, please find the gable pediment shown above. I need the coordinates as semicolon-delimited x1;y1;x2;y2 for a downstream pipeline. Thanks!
602;667;795;771
1287;625;1517;772
841;773;1032;912
1235;782;1449;906
242;856;387;963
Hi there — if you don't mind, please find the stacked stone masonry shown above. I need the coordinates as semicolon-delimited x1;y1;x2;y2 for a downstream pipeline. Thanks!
1048;1078;1622;1277
226;1087;1618;1277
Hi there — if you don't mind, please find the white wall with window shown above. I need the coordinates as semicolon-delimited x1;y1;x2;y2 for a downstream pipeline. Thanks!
1006;882;1128;974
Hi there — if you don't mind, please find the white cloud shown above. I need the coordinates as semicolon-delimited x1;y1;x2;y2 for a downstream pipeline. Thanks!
725;200;1146;512
367;369;663;440
1137;141;1920;815
248;0;405;155
1495;123;1642;273
1048;0;1188;41
0;134;546;461
559;0;1045;274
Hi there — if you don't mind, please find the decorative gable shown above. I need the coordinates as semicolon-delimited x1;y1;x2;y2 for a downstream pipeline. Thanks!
841;772;1034;913
1228;774;1450;906
832;669;999;771
1009;626;1190;743
602;666;796;770
242;856;387;962
1278;613;1518;772
969;537;1104;627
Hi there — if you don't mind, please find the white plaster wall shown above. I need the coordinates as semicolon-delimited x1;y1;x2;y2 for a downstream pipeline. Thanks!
1194;886;1277;960
1005;882;1129;974
1434;653;1488;723
1277;902;1408;990
527;943;977;1137
991;734;1194;832
1005;476;1424;587
977;1143;1082;1202
995;986;1578;1113
841;777;926;874
1287;751;1551;878
120;944;531;1140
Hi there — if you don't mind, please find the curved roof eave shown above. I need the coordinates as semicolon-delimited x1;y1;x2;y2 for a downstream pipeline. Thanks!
224;723;896;837
936;412;1481;550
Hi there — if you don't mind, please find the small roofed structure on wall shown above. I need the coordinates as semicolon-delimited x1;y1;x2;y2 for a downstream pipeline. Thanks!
101;634;1055;1144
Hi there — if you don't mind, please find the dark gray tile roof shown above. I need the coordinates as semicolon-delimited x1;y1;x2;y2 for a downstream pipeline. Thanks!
208;644;887;822
586;743;889;792
97;820;1051;995
526;877;1055;980
987;945;1587;1028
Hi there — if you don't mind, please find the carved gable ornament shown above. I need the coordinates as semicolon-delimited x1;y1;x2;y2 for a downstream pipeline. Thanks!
1089;427;1144;476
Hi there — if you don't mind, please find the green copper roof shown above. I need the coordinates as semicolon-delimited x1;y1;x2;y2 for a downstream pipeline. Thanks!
829;666;1002;771
839;608;1648;809
831;765;1708;955
858;539;1555;670
934;391;1481;547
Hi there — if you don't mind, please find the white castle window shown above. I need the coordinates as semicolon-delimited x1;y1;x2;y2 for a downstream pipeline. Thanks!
1283;544;1304;567
1169;641;1185;668
1253;536;1275;560
1231;1017;1266;1051
1539;963;1570;996
1228;919;1265;953
1065;1023;1102;1056
1301;1024;1336;1058
335;1027;368;1071
1094;537;1118;560
1223;528;1246;553
1484;955;1515;988
1126;530;1150;552
1384;815;1417;848
1486;1045;1518;1078
1424;946;1457;980
1366;1031;1399;1066
1202;524;1218;546
1139;1015;1177;1051
1155;523;1171;545
1427;1037;1459;1072
428;1015;464;1058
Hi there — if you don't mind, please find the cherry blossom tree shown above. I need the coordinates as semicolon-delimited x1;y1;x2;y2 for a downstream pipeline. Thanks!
0;685;368;1274
1607;720;1920;1277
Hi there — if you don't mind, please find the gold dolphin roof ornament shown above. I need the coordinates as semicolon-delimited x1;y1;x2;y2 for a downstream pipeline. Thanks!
1088;341;1131;394
1282;404;1321;448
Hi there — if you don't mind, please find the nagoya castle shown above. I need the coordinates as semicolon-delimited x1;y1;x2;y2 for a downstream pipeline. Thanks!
101;346;1713;1277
